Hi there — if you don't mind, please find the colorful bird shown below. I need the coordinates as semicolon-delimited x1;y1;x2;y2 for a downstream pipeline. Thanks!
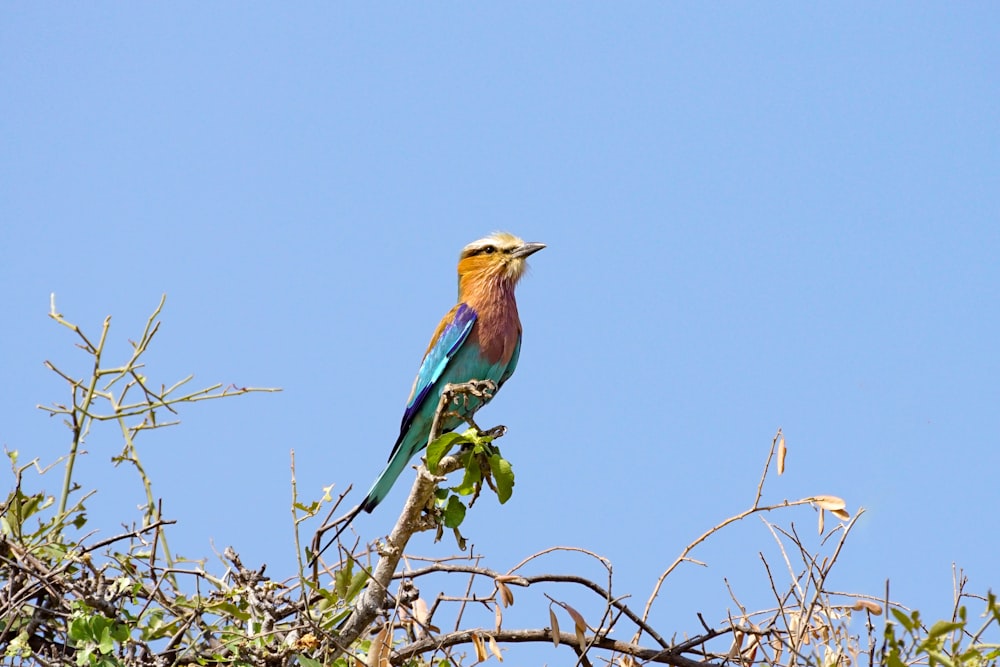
313;232;544;560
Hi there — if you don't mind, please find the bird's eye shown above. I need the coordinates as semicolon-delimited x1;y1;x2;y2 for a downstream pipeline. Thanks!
481;245;496;255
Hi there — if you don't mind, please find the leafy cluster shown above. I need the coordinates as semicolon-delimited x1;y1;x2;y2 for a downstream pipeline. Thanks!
884;594;1000;667
426;428;514;545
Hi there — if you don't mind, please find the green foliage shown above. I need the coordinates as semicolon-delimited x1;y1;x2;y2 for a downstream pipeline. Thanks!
425;428;516;543
0;298;334;667
884;593;1000;667
332;554;369;603
67;602;129;667
486;453;514;503
426;431;475;473
442;494;467;528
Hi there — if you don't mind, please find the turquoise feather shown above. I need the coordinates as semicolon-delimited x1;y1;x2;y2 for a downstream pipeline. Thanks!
361;303;521;511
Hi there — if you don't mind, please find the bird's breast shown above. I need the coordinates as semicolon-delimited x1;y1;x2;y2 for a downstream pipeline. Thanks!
470;303;521;366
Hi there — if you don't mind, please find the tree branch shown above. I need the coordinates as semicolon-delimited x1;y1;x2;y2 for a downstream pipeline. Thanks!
393;627;723;667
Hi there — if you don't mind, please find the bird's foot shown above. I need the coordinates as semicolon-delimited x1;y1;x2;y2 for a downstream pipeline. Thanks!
480;424;507;440
442;379;496;406
430;380;499;444
460;417;507;441
441;380;497;430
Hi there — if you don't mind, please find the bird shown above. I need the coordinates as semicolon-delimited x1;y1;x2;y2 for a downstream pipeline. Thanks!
312;232;544;562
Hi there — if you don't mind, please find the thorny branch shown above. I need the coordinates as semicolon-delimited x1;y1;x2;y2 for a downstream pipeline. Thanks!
394;628;721;667
294;426;886;667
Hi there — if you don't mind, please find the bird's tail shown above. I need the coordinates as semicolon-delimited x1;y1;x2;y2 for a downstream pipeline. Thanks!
309;438;417;566
309;502;363;565
360;443;414;513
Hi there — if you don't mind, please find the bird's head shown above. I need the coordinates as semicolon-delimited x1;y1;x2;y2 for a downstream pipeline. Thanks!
457;232;545;292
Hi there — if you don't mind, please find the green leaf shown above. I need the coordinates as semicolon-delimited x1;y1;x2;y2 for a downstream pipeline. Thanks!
298;657;324;667
98;625;114;654
345;570;369;601
206;601;251;622
443;495;467;529
884;647;906;667
4;631;31;658
426;432;473;473
110;623;128;643
454;458;481;496
294;501;321;514
923;649;954;667
891;608;916;632
335;557;354;599
68;616;91;642
75;646;93;667
139;610;175;641
19;493;42;520
981;647;1000;661
90;615;108;640
326;607;354;629
959;647;985;664
487;454;514;503
925;620;964;641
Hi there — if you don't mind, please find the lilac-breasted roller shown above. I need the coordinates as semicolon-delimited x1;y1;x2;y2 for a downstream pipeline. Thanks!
316;232;544;555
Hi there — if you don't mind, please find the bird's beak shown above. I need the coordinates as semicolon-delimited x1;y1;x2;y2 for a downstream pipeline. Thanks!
512;242;546;259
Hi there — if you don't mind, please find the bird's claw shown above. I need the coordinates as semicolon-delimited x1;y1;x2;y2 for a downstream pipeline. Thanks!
443;379;496;405
481;424;507;439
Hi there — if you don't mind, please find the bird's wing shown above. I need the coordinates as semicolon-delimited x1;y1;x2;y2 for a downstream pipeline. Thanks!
497;335;521;389
387;302;477;461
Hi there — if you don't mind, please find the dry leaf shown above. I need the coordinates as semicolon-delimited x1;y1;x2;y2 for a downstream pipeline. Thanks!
368;624;392;667
562;602;588;634
488;635;503;662
743;635;759;665
810;495;847;511
777;432;787;475
549;608;561;647
770;637;784;665
824;648;845;667
852;600;883;614
471;632;487;662
497;582;514;607
559;602;588;646
412;598;428;624
412;598;429;639
728;631;745;659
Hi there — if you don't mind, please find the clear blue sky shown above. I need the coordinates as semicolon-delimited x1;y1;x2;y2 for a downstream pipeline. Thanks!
2;3;998;659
